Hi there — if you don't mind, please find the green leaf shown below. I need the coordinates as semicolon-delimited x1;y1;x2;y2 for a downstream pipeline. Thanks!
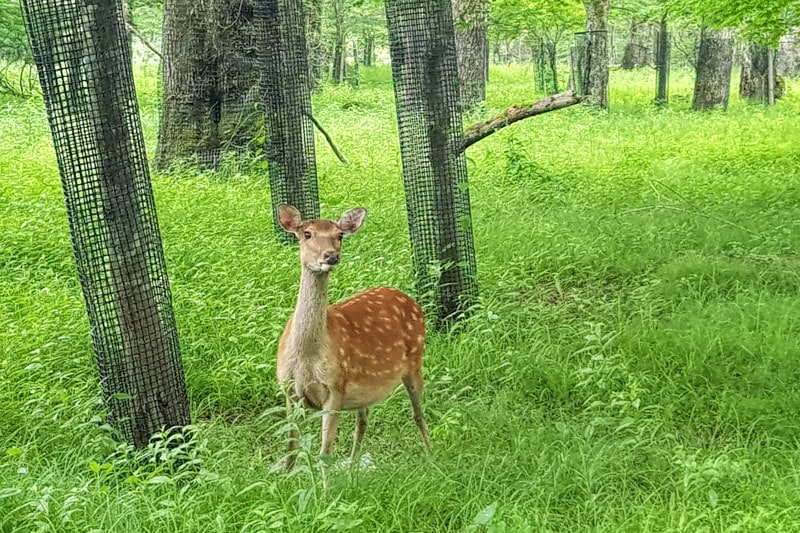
0;488;22;499
5;447;22;457
473;503;498;526
708;488;718;508
147;476;174;484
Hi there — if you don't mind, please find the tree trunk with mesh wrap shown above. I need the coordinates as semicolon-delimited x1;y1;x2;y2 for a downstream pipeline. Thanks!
385;0;479;327
581;0;609;109
255;0;321;239
21;0;190;447
692;27;734;110
158;0;260;169
622;20;652;69
740;43;780;104
452;0;488;109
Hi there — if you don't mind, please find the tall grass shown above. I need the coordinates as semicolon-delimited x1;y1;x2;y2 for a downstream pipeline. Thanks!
1;63;799;532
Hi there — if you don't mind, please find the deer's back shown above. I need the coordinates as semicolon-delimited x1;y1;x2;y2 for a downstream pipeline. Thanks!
330;286;424;348
328;287;425;398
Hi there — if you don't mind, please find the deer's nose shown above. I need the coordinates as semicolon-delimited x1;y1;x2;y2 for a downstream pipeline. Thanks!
324;252;340;266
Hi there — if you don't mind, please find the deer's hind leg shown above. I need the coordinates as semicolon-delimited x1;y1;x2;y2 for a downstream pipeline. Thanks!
350;407;370;462
402;371;431;452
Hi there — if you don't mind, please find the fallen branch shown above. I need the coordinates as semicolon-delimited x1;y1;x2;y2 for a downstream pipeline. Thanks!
126;23;163;60
304;111;348;165
457;91;585;154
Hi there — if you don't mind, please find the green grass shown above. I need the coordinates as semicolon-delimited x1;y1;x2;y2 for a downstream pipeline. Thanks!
1;62;800;532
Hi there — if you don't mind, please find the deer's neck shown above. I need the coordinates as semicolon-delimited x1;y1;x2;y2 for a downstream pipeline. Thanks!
288;267;330;360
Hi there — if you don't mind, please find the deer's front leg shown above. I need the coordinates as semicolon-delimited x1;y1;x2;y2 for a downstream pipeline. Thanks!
319;409;340;489
283;388;301;472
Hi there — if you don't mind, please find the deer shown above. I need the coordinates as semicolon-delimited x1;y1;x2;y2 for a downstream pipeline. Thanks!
275;204;432;484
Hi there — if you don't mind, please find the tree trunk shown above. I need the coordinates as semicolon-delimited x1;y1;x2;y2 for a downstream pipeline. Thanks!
452;0;488;109
546;40;559;93
622;20;652;69
692;27;734;110
158;0;259;169
740;42;778;104
363;34;374;66
385;0;479;326
332;0;346;84
534;40;545;92
122;0;133;54
214;0;259;156
581;0;610;109
306;0;325;90
777;30;800;77
350;44;360;86
158;0;217;168
655;18;669;106
535;38;559;94
256;0;321;237
21;0;191;447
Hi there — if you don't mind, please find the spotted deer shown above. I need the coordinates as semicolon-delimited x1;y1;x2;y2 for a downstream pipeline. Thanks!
276;204;432;479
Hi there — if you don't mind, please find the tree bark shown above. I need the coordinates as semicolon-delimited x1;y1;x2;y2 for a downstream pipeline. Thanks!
534;38;559;94
452;0;488;109
692;27;734;110
256;0;321;237
157;0;259;169
363;34;375;66
351;44;360;86
740;42;778;104
306;0;325;90
581;0;610;109
655;18;669;106
777;30;800;77
332;0;346;84
214;0;260;156
21;0;191;447
622;20;653;69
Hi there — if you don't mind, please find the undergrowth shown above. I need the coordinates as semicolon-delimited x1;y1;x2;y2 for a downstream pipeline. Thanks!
1;61;799;531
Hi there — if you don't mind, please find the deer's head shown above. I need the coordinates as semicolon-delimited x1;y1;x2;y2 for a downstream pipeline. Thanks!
278;204;367;273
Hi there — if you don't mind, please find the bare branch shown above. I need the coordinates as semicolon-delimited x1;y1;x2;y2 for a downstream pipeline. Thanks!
126;23;163;60
304;111;348;165
457;91;585;154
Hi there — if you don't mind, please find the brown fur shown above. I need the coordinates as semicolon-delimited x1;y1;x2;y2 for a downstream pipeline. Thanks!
275;204;431;483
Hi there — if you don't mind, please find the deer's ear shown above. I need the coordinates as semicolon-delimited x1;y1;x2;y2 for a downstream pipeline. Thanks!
338;208;367;235
278;204;303;234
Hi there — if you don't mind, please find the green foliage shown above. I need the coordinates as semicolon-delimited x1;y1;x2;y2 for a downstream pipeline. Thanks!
0;0;37;96
668;0;800;46
2;63;800;530
489;0;584;43
0;0;29;63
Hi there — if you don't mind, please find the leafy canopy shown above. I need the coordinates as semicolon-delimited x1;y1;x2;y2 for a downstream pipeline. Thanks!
668;0;800;46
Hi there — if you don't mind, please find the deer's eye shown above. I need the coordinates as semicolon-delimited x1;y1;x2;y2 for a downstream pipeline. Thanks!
303;231;312;240
338;233;344;241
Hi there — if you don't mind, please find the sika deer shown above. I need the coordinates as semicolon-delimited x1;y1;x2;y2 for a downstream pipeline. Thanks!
275;204;431;481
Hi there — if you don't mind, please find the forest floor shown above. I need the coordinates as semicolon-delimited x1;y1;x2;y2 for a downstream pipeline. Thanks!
1;65;800;532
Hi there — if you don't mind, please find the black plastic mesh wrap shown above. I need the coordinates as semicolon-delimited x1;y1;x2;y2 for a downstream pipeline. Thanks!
21;0;190;448
385;0;478;325
255;0;320;238
157;0;260;169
